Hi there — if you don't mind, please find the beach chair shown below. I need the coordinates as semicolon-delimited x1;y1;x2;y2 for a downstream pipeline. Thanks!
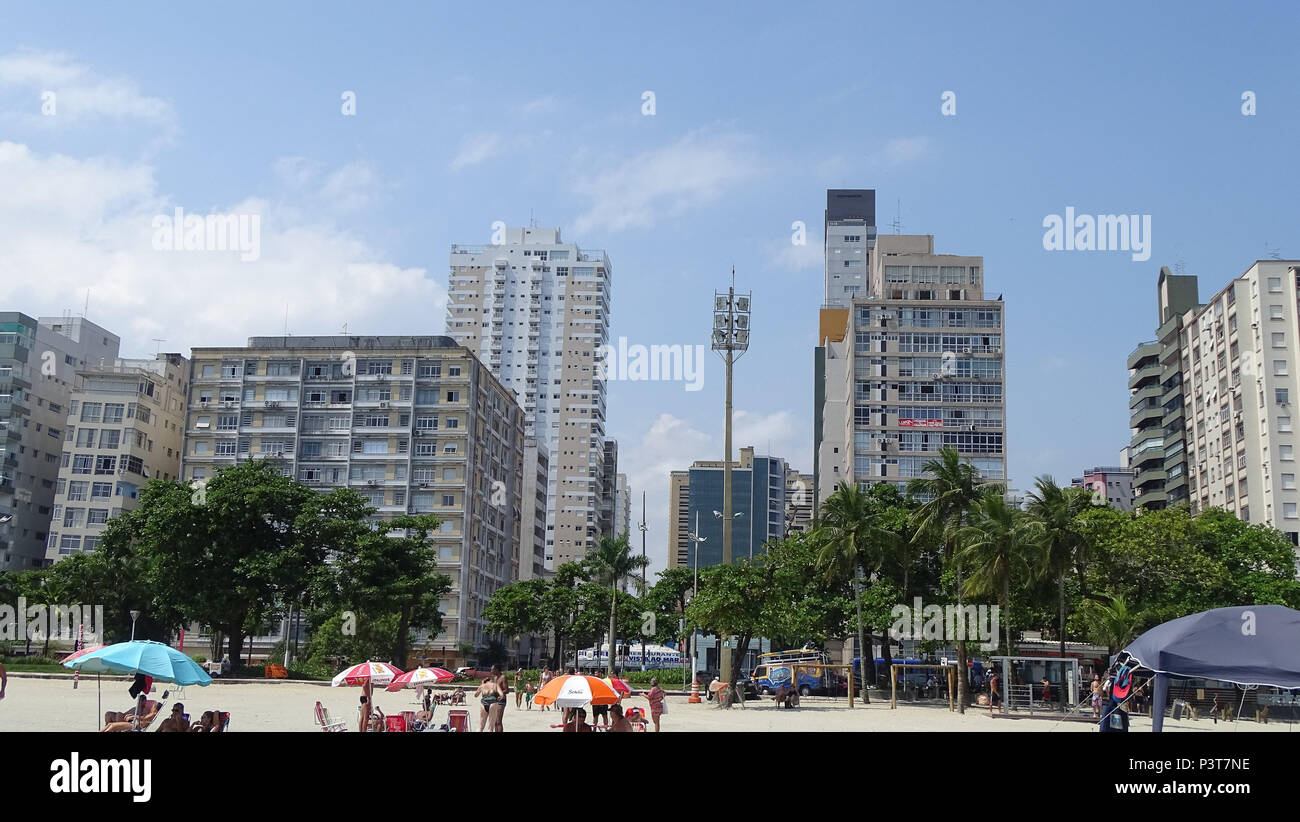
385;715;409;733
315;701;348;732
446;709;469;732
218;712;231;732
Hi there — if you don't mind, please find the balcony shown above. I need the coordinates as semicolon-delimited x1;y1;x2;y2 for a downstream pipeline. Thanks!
1134;467;1167;489
1128;384;1162;409
1127;363;1162;390
1127;341;1161;371
1129;403;1163;428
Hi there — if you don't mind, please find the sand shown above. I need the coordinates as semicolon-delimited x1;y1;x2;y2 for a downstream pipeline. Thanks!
2;674;1289;732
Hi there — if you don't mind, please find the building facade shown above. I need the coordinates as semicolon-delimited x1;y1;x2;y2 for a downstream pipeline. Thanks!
668;446;788;570
614;472;630;541
0;314;120;570
785;468;814;536
180;335;528;654
816;225;1007;504
45;354;189;563
447;227;611;569
1070;465;1135;510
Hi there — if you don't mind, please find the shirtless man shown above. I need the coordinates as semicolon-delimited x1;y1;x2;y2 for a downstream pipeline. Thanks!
101;695;160;732
609;704;633;732
157;703;190;732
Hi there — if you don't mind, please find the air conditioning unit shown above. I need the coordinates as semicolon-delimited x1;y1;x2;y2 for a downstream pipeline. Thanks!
200;401;209;407
266;401;281;408
222;402;234;408
379;402;389;409
367;479;379;486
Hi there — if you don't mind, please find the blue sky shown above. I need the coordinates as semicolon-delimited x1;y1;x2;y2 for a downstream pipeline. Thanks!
3;1;1299;574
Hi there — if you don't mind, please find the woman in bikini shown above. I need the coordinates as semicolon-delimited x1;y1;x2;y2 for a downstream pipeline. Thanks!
476;672;504;732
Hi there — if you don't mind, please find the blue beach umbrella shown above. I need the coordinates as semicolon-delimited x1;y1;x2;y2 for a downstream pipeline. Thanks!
63;639;213;685
64;640;212;728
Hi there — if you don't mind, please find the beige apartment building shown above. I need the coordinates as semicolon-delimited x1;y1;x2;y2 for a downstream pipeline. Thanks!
448;226;611;569
45;353;188;562
180;335;531;657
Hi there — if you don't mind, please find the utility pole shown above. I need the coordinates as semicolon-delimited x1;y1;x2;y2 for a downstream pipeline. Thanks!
711;269;750;684
638;491;648;670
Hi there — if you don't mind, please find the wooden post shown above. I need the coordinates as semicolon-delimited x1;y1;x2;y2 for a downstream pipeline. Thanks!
890;664;897;709
948;666;955;712
848;664;854;710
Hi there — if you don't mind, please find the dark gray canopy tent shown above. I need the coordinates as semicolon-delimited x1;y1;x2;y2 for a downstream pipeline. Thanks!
1120;605;1300;731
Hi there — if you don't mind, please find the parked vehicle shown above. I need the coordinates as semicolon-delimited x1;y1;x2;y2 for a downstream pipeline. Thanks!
752;648;837;696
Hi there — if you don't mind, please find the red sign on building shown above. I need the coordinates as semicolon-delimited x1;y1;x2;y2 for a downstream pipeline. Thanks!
898;418;942;428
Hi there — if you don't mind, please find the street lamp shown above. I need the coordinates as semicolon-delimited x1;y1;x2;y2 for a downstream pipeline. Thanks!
129;610;141;641
687;510;708;688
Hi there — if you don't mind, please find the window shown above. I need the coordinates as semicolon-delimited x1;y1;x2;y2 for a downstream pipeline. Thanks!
1283;445;1295;460
95;455;117;474
416;416;438;430
1274;360;1289;376
71;454;92;474
363;440;387;455
1271;305;1285;320
103;403;124;423
448;365;462;377
446;391;460;402
194;441;210;455
1280;416;1293;433
1268;277;1283;293
59;535;81;555
98;429;120;449
419;364;442;378
442;494;455;507
87;509;109;525
1274;332;1286;348
1284;474;1296;490
446;417;459;429
80;402;102;422
443;443;457;454
63;507;84;528
442;468;456;481
1287;503;1298;519
91;482;112;498
67;481;88;501
1277;388;1290;404
76;428;95;447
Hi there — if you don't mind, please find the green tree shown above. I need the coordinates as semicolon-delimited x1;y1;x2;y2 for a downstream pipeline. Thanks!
1025;474;1093;703
958;492;1036;657
908;446;1004;713
586;533;648;676
1078;593;1151;658
815;481;889;702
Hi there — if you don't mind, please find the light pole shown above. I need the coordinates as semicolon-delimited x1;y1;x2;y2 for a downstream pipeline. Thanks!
637;492;648;670
129;610;141;642
711;271;750;684
687;510;708;687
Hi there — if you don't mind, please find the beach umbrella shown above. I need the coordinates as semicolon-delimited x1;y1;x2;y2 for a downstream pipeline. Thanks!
63;640;211;730
385;666;454;692
63;640;212;686
62;644;107;726
604;676;632;696
533;674;621;709
331;661;403;687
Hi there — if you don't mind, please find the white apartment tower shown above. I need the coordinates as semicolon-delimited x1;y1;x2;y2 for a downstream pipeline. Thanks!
815;217;1007;505
1180;260;1300;560
448;227;611;568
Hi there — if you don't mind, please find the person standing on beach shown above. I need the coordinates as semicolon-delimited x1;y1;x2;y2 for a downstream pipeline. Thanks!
1090;674;1103;718
475;672;504;732
359;678;374;733
537;668;551;712
514;668;525;710
491;665;509;731
0;660;7;701
988;670;1001;716
646;677;666;732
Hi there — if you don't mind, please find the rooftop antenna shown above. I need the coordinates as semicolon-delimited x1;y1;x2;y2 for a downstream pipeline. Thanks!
340;322;348;335
83;290;90;318
1173;252;1187;275
284;304;290;337
1265;242;1282;260
529;209;536;228
891;198;902;234
152;338;166;356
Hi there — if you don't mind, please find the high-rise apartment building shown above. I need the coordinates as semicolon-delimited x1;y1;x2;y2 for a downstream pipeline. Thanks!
824;189;878;306
448;227;611;569
45;354;189;563
180;336;528;655
0;314;120;570
785;468;814;536
1128;268;1199;510
518;436;548;581
668;446;788;570
599;438;619;539
614;472;630;541
815;225;1007;506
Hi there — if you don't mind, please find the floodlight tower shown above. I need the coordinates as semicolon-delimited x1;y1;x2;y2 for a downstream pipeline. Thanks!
711;269;751;683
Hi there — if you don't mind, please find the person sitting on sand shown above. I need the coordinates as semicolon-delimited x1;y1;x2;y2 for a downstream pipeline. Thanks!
157;703;189;732
609;704;633;732
562;707;592;732
101;695;161;732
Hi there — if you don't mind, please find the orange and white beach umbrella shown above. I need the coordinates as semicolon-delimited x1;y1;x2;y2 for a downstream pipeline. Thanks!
533;674;621;709
385;666;454;691
331;661;404;687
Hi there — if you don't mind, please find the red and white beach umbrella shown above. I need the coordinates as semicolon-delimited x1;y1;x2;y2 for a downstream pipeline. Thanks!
604;676;632;696
385;666;454;691
533;674;621;709
331;661;404;687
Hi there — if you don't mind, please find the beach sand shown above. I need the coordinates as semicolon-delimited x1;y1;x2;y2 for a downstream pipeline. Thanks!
3;674;1290;732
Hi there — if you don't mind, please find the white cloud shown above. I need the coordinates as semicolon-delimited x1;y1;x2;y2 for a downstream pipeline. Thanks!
449;132;504;171
616;409;808;580
518;95;559;115
867;136;933;170
766;234;823;273
0;141;443;356
320;161;382;212
572;130;760;234
0;49;173;127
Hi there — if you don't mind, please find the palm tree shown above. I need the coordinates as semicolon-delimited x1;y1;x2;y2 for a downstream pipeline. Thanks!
1080;593;1149;658
587;533;649;677
957;492;1036;660
816;481;891;703
1025;475;1092;704
908;446;1004;713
